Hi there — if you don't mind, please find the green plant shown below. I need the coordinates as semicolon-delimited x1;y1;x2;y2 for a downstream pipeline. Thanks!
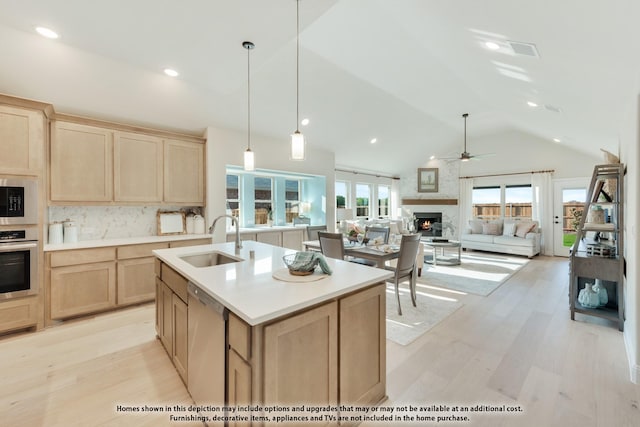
570;208;583;231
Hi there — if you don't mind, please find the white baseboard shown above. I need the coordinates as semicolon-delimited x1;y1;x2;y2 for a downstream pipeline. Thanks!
623;329;639;384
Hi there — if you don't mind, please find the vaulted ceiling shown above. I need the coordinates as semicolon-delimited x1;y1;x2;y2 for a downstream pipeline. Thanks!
1;0;638;175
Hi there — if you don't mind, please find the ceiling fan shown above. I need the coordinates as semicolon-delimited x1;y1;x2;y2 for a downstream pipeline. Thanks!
441;113;493;162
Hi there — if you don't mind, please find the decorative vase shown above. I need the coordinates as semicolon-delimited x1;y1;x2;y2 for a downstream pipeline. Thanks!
593;279;608;307
578;283;600;308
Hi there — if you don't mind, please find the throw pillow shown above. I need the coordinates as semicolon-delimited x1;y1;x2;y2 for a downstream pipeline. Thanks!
515;222;536;238
469;219;485;234
482;222;500;235
489;219;504;235
503;222;517;236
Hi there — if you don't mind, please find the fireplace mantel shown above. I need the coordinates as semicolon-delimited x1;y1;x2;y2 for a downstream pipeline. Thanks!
402;198;458;205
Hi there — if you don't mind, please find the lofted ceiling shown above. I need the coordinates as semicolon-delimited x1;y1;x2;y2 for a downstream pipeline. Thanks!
1;0;638;176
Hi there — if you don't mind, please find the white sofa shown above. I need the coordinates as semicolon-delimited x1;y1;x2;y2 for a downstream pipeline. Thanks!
460;218;541;258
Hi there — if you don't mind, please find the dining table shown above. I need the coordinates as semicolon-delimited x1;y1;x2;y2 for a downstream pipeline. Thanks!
302;239;400;268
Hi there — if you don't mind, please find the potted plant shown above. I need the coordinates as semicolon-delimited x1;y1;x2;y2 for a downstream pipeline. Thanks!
267;208;273;227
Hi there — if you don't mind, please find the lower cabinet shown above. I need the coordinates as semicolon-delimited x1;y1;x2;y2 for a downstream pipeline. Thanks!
155;263;189;385
46;238;207;324
50;261;117;320
0;296;39;334
228;228;304;251
226;283;386;426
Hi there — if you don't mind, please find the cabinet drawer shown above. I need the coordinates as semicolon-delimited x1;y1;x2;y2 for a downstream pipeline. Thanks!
0;296;38;333
161;263;188;303
169;238;211;248
117;242;169;259
228;313;251;361
50;247;116;267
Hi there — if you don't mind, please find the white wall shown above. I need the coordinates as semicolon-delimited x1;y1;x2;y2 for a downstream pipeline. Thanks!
620;94;639;384
205;126;335;242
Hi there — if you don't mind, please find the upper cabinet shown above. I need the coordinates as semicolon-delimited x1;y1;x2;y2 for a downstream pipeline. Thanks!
164;139;204;205
114;132;163;202
51;122;113;202
50;119;205;205
0;104;45;174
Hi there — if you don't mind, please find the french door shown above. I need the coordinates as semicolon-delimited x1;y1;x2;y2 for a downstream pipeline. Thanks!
553;178;588;257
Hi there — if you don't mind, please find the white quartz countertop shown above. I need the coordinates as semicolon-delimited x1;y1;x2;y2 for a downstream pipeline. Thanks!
43;234;211;252
153;240;393;326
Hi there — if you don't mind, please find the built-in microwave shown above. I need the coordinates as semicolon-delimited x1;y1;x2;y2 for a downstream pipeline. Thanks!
0;177;38;225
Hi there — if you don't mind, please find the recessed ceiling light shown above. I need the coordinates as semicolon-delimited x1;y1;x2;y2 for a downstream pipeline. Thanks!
429;155;435;160
164;68;179;77
301;118;310;126
35;26;59;39
370;138;377;144
527;101;538;107
553;138;561;143
485;41;500;50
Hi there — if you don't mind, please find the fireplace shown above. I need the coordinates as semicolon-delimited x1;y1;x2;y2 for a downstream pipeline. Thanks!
414;212;443;237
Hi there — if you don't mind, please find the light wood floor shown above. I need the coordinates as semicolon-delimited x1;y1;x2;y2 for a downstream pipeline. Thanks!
1;256;638;426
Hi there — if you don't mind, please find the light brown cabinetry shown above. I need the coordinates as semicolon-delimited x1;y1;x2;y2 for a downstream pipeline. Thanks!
155;262;189;384
164;139;205;204
47;238;205;324
50;121;113;202
114;132;163;202
117;243;169;305
49;247;117;320
0;104;45;173
282;229;304;250
0;296;39;333
225;283;386;425
229;229;304;251
256;231;281;247
50;119;204;205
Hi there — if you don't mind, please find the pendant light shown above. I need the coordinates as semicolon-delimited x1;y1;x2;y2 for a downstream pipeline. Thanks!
243;41;255;171
290;0;305;160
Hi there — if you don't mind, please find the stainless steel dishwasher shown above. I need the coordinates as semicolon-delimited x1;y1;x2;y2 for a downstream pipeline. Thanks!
187;282;227;426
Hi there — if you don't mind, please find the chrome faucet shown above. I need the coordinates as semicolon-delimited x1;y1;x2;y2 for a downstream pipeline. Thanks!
209;215;242;250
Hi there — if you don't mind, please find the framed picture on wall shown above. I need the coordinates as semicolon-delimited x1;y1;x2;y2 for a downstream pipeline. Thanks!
417;168;438;193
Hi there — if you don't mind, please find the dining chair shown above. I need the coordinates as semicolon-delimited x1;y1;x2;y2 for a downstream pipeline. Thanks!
364;226;389;244
306;225;327;241
293;217;311;226
318;231;345;260
385;233;421;315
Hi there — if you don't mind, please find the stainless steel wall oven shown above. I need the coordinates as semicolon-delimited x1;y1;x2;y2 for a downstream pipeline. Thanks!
0;228;38;299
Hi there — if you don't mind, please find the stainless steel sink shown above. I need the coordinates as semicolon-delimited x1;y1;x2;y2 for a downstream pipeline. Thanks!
179;251;243;268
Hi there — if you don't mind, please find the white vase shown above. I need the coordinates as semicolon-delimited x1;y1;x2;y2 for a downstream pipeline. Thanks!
578;283;600;308
593;279;608;306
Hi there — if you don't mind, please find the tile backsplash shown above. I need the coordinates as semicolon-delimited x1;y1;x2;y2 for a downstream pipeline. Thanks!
48;206;198;242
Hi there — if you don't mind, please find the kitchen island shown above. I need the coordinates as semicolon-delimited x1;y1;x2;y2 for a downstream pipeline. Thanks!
153;240;392;426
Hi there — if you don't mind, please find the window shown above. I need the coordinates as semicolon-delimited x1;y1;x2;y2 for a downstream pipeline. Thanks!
505;185;532;219
254;176;273;225
378;185;390;218
356;183;371;218
226;174;240;218
472;186;501;219
285;179;300;223
335;181;348;208
472;184;533;220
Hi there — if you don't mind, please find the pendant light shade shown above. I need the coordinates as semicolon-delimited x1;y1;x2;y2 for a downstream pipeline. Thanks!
290;0;305;161
243;41;255;171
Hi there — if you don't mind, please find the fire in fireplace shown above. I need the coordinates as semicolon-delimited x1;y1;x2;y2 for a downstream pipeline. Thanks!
414;212;443;237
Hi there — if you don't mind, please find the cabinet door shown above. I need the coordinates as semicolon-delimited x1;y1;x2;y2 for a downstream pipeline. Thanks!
50;121;113;202
282;229;303;250
164;139;204;204
257;231;281;247
117;257;156;305
0;296;38;334
50;261;116;319
339;284;386;407
114;132;163;202
0;105;44;172
155;278;164;339
160;281;173;353
263;302;338;410
172;293;188;384
228;349;252;427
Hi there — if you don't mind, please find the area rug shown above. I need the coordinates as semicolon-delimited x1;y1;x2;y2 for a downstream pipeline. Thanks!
386;285;463;346
417;252;530;297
